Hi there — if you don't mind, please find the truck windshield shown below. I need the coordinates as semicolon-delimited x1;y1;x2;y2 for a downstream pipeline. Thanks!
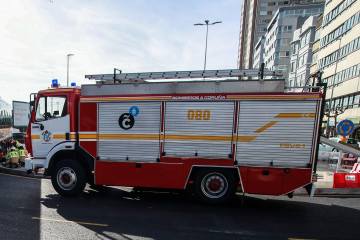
35;96;67;121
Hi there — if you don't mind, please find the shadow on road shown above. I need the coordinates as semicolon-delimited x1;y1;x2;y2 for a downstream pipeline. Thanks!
40;185;360;240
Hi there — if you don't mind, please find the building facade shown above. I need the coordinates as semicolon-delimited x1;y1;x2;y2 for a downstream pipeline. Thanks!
289;15;319;91
309;13;323;76
238;0;324;70
253;36;265;68
316;0;360;137
262;4;324;86
0;97;11;127
0;97;12;139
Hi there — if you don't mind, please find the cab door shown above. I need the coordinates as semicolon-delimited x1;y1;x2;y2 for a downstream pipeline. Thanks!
31;95;70;158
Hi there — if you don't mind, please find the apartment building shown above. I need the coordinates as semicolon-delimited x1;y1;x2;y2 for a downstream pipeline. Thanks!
253;36;265;68
309;14;323;75
317;0;360;137
289;15;319;91
238;0;324;70
262;4;324;86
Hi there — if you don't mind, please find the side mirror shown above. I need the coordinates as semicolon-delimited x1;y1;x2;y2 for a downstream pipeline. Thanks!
30;93;37;107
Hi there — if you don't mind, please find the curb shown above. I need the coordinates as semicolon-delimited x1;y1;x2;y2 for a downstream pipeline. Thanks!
315;188;360;195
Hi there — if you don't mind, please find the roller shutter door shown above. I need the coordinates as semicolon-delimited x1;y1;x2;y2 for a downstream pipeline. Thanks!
164;101;234;159
236;100;318;167
98;102;161;162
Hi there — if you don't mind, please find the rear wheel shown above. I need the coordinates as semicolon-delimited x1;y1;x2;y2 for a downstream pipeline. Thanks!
194;169;236;204
51;159;86;196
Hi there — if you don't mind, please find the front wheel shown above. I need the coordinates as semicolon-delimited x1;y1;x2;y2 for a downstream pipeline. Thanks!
51;159;86;196
194;169;237;204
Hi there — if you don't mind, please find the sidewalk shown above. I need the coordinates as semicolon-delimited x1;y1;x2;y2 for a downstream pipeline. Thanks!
1;165;359;195
0;165;44;179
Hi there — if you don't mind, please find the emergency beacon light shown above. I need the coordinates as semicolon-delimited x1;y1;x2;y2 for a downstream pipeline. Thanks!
51;79;59;88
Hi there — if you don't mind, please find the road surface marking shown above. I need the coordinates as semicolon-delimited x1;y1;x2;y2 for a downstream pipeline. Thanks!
32;217;108;227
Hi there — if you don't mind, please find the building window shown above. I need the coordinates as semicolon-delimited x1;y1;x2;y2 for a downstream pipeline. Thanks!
260;11;267;16
291;62;296;72
260;3;268;7
348;95;354;109
354;95;360;108
259;19;267;24
319;36;360;69
343;96;349;110
323;0;356;26
283;25;292;33
320;10;360;48
279;51;290;58
258;28;267;32
278;65;288;70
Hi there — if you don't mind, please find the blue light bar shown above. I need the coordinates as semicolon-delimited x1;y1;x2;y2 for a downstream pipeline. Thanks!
52;79;58;87
71;82;76;86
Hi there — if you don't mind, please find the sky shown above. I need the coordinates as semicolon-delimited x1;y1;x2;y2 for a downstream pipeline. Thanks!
0;0;243;105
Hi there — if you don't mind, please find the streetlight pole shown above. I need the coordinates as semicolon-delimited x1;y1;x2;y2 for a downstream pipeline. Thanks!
67;54;74;87
194;20;222;72
326;37;342;137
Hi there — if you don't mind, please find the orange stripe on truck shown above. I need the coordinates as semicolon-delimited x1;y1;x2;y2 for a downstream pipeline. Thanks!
274;113;315;118
78;134;257;142
254;121;278;133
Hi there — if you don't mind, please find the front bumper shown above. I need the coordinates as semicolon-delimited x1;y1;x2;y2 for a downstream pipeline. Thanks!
25;157;46;174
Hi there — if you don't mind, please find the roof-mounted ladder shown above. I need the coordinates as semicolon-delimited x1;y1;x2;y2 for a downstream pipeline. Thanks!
85;68;282;84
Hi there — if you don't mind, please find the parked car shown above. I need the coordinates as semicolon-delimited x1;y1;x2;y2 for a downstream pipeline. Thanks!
12;132;25;144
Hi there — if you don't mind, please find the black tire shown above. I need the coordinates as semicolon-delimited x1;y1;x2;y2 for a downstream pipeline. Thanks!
51;159;86;196
194;168;237;204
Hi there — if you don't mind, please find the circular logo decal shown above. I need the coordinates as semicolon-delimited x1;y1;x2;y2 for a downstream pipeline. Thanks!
119;113;135;130
129;106;139;117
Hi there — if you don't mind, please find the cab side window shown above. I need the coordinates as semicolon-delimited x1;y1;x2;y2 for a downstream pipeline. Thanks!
35;96;67;122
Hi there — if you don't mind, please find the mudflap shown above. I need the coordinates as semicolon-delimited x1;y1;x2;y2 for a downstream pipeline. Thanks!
305;183;315;197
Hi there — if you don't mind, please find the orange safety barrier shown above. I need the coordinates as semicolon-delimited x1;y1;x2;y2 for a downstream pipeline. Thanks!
333;173;360;188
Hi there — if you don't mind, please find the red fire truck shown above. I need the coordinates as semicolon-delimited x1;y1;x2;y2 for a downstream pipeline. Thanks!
25;69;323;203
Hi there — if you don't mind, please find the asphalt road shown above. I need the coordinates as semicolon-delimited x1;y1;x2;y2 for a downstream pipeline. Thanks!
0;173;359;240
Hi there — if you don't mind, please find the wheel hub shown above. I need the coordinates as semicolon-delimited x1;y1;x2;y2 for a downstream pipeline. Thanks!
201;172;228;199
57;167;77;191
61;173;71;184
208;178;221;192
